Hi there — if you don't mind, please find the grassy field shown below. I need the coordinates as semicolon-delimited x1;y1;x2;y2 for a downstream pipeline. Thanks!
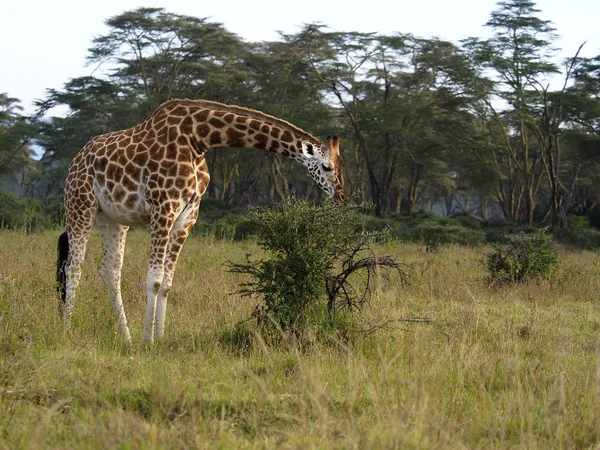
1;228;600;449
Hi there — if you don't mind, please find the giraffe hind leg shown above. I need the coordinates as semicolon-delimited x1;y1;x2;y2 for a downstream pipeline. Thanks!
62;174;98;329
62;215;95;329
97;212;132;343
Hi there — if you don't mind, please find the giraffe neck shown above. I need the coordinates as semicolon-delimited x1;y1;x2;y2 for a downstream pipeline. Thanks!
149;100;320;161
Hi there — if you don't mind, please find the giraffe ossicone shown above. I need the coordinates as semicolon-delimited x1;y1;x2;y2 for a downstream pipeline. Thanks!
56;99;344;345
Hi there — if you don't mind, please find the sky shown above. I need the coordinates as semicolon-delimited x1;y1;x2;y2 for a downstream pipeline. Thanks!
1;0;598;116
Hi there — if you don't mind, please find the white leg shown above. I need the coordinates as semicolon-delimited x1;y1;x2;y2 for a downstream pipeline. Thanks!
154;199;200;340
142;206;175;346
143;264;163;345
97;213;131;343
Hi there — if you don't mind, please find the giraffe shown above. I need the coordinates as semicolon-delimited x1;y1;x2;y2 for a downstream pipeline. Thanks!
56;99;344;345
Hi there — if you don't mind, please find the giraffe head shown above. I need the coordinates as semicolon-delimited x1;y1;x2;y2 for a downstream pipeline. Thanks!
301;136;345;203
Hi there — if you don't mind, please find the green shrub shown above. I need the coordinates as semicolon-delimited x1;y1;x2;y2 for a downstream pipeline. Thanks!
228;198;404;339
553;226;600;250
192;199;252;240
195;213;255;240
486;229;559;284
483;220;537;244
567;214;590;231
42;195;65;226
0;191;57;231
360;213;486;247
360;215;395;232
455;215;484;230
586;207;600;230
197;198;243;222
390;222;485;247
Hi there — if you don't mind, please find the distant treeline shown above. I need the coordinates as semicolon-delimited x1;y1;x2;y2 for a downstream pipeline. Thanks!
3;189;600;251
1;0;600;228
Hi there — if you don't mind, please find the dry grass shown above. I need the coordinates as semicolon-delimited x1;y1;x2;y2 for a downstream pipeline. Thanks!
1;228;600;449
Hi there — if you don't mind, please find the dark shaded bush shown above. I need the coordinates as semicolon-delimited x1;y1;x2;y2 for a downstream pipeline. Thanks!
486;229;559;284
482;219;537;244
42;195;65;226
197;197;243;222
192;198;252;240
195;213;255;240
454;215;484;230
394;223;485;247
567;214;590;230
586;207;600;230
358;214;485;246
0;191;60;231
553;227;600;250
552;215;600;250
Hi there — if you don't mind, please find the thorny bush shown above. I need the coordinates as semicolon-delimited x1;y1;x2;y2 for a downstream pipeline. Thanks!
227;198;406;339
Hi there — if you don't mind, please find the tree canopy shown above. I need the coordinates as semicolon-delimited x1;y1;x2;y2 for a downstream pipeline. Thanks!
3;1;600;226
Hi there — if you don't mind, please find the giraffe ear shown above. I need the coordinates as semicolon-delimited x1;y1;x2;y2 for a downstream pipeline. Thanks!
302;142;315;158
328;136;340;156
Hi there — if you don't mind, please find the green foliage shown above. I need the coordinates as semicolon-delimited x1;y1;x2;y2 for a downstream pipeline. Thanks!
228;199;403;338
17;3;600;219
196;215;255;241
360;214;486;247
394;222;485;247
0;94;37;176
193;199;254;240
553;216;600;250
486;229;559;284
586;207;600;230
0;191;60;231
482;219;538;244
567;214;591;230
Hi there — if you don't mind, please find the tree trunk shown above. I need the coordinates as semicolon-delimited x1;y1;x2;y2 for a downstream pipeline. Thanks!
481;197;488;220
407;165;423;216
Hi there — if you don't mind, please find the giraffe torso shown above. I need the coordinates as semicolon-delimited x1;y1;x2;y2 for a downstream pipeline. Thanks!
66;120;210;228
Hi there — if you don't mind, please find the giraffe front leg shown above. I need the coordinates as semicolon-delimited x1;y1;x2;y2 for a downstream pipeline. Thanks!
154;199;200;340
97;213;131;344
142;264;163;346
142;207;175;346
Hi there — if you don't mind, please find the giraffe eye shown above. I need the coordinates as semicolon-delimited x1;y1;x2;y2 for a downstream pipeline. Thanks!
321;164;332;172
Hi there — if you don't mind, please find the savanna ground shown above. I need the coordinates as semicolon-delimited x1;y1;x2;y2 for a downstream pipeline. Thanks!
1;227;600;449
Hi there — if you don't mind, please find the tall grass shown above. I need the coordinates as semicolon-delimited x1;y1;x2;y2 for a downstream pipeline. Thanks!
1;228;600;448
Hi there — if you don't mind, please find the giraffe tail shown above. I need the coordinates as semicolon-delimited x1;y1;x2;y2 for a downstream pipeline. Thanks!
57;231;69;304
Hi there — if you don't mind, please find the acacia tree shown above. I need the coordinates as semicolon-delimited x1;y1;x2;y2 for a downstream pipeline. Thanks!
554;54;600;215
0;94;38;195
385;37;478;216
88;8;248;111
38;8;258;195
463;0;559;224
295;26;478;216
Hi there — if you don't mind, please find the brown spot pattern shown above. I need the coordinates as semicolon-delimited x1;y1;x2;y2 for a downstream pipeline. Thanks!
209;118;225;129
209;131;222;146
